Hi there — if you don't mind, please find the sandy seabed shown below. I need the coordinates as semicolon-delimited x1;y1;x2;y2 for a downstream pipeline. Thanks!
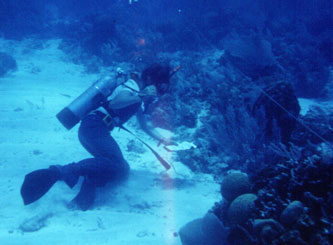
0;39;220;245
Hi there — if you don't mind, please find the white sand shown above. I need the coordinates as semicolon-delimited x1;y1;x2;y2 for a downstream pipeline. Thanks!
298;98;318;116
298;98;333;118
0;39;220;244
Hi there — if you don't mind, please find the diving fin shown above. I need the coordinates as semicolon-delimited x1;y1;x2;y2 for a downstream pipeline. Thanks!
20;168;60;205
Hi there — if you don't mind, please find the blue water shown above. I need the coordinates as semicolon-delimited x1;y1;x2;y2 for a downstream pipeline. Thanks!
0;0;332;244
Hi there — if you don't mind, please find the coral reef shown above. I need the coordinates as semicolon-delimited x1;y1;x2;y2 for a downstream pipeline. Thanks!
210;142;333;244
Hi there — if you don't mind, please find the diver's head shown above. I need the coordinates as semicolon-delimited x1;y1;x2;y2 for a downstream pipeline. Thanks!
141;63;171;95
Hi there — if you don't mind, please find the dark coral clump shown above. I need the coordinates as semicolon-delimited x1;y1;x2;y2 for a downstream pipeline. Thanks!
0;52;17;77
252;81;300;144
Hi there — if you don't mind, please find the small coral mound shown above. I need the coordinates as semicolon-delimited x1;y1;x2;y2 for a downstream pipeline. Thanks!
280;200;304;226
220;172;251;202
228;193;257;225
253;218;284;243
179;213;228;245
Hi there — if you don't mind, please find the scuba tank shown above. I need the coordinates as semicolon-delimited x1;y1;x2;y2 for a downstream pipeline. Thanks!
56;75;118;130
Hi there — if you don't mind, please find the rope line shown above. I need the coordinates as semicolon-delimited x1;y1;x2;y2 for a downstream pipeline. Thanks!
259;88;333;148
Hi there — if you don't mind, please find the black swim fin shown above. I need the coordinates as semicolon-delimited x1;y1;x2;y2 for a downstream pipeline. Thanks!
20;168;60;205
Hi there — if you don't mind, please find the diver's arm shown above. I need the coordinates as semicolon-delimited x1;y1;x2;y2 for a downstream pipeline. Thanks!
137;107;165;143
137;107;178;146
108;91;141;109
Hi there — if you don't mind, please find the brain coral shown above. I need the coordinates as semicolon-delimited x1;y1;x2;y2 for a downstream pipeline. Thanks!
228;193;257;225
220;172;251;202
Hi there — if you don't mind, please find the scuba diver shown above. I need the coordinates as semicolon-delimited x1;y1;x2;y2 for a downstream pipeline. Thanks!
20;64;178;211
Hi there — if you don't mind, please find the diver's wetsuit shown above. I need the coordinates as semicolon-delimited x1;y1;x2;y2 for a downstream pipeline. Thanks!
20;71;169;210
78;111;130;183
60;90;142;210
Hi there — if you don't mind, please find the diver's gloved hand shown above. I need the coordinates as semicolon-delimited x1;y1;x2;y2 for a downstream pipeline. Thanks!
139;85;157;103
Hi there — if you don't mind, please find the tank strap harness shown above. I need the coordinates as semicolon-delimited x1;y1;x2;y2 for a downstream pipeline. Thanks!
101;95;172;171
